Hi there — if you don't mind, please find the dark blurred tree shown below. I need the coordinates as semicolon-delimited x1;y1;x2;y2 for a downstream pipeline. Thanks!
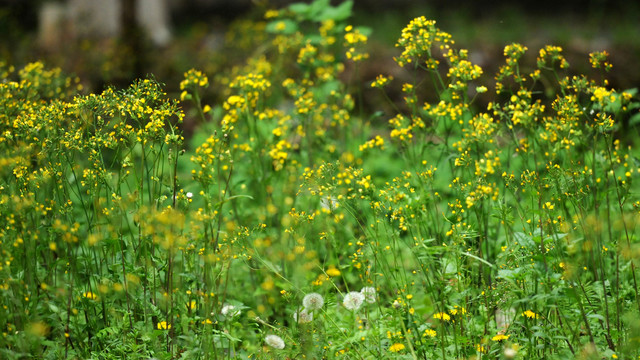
121;0;145;81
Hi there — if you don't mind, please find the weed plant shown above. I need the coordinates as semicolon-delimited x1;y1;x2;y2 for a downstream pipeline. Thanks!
1;0;640;359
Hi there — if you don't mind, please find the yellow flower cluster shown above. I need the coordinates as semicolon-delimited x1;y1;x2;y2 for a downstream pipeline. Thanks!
180;68;209;100
537;45;569;69
358;135;385;152
433;312;451;321
344;25;369;62
388;343;405;352
370;74;392;88
268;139;292;171
395;16;453;67
589;50;612;71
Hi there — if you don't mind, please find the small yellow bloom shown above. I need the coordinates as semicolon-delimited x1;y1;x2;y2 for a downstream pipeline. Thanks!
264;9;279;19
83;291;98;300
492;334;509;342
433;312;451;321
522;310;538;319
326;267;341;277
157;321;171;330
389;343;405;352
423;329;437;337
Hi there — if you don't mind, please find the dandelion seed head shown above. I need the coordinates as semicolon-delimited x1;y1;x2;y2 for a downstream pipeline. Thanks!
265;334;285;349
221;304;240;317
293;307;313;323
504;347;517;358
343;291;365;311
360;287;377;303
302;292;324;310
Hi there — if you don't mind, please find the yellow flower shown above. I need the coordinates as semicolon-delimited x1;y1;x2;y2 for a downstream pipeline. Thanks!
389;343;405;352
371;74;392;88
264;9;279;19
522;310;539;319
83;291;98;300
423;329;437;337
433;312;451;321
492;334;509;342
157;321;171;330
326;267;341;277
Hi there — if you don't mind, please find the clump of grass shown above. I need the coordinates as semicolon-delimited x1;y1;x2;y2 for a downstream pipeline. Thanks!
1;1;640;359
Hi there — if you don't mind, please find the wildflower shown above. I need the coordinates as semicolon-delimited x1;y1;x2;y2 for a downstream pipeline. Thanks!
433;312;451;321
371;74;392;88
326;266;341;277
302;293;324;310
265;334;285;349
343;291;365;311
157;321;171;330
264;9;279;19
293;308;313;323
537;45;568;69
221;304;240;317
492;334;510;342
589;50;612;71
83;291;98;300
423;329;437;337
360;287;377;303
180;69;208;90
522;310;538;319
389;343;405;352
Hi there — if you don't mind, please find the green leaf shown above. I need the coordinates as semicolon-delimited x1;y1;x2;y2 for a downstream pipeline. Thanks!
308;0;331;18
265;19;299;35
318;0;353;22
357;26;373;37
497;267;524;280
289;2;310;15
461;251;494;268
587;313;605;321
